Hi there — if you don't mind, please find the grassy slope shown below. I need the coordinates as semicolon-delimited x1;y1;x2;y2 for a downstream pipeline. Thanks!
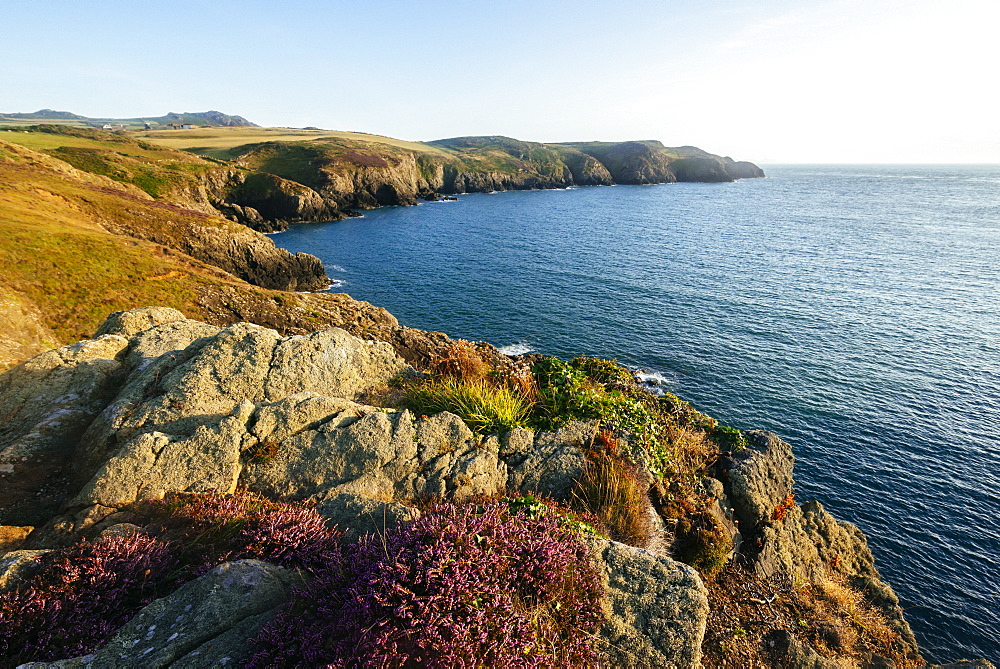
0;141;215;341
0;126;218;199
0;140;390;347
136;126;453;160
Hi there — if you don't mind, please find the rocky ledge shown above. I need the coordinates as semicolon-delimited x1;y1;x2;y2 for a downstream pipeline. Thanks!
0;308;991;668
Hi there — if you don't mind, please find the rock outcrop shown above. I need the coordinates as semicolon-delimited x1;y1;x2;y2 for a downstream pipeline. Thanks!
0;307;716;667
719;430;922;662
6;307;970;667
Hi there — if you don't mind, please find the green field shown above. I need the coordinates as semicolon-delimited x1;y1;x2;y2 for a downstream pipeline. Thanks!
134;126;454;159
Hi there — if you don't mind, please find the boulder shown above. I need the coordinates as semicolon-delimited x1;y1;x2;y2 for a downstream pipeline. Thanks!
724;429;795;531
0;549;48;592
120;319;221;372
72;405;251;508
587;537;708;668
241;408;507;505
502;421;594;500
764;630;842;669
0;334;129;525
84;560;302;667
0;525;33;556
314;492;419;543
92;307;188;339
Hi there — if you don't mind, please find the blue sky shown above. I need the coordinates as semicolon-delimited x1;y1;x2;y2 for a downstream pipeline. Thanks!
3;0;998;162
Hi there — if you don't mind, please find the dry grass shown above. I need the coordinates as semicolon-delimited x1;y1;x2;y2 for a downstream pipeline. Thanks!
571;438;652;547
661;424;718;475
702;566;920;668
429;340;494;383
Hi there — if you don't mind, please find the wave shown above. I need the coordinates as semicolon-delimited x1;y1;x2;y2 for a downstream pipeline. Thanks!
632;369;672;395
498;342;535;356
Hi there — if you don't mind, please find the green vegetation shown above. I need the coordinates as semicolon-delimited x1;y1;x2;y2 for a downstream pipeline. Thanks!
711;424;749;452
393;345;751;578
403;378;532;433
0;125;215;198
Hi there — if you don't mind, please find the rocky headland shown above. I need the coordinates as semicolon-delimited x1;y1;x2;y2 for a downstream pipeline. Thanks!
0;307;992;667
0;124;764;234
0;121;991;667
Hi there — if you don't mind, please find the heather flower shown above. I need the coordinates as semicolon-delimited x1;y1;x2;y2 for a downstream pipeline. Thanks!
250;501;603;667
0;491;343;666
0;532;180;665
137;491;344;574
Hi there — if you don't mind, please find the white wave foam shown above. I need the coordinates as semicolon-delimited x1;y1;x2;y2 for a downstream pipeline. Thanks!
326;264;347;273
498;342;535;356
320;279;346;291
633;369;671;395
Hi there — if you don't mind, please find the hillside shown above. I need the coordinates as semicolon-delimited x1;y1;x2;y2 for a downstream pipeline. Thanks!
0;109;256;129
0;138;408;369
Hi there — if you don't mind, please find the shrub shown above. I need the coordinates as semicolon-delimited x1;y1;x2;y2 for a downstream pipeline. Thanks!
135;491;343;574
571;443;652;547
670;501;733;578
570;355;636;386
502;494;605;538
0;492;343;666
249;501;604;667
531;357;615;427
404;377;531;433
429;340;494;383
711;425;748;452
0;533;182;665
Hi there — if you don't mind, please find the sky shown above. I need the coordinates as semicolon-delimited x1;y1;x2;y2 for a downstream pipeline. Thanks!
3;0;998;163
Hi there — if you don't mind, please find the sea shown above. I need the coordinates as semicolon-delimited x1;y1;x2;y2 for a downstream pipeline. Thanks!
272;165;1000;662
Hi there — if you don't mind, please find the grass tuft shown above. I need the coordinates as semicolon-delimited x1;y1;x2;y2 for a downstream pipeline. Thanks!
404;377;531;433
571;440;652;547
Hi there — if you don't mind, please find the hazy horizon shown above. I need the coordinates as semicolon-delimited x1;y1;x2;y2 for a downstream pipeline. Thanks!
4;0;998;164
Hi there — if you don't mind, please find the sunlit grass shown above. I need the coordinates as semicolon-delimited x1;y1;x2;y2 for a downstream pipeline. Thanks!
404;378;532;433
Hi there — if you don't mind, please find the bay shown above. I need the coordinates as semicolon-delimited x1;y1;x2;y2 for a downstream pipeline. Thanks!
273;165;1000;661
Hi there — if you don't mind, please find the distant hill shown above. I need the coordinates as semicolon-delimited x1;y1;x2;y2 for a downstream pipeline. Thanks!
0;109;257;128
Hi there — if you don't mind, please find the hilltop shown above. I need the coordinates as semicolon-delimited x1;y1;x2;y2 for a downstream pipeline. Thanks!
0;109;256;129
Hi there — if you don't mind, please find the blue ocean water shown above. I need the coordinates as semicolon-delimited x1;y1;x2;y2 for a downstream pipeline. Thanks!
273;165;1000;661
